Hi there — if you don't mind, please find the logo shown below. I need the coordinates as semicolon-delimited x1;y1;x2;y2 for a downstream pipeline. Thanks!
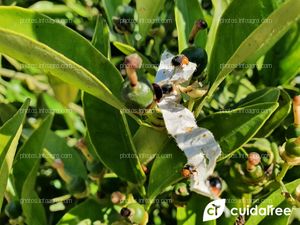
203;199;226;221
203;199;292;222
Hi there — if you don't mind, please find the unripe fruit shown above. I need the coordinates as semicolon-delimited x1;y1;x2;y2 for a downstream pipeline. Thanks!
5;201;22;219
285;138;300;157
120;203;148;225
67;176;87;195
280;138;300;166
181;47;208;77
172;183;190;207
174;183;190;197
121;80;154;109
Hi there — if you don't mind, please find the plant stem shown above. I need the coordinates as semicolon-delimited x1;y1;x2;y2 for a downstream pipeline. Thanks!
0;68;49;91
194;95;207;118
188;98;195;111
276;163;290;183
274;163;300;206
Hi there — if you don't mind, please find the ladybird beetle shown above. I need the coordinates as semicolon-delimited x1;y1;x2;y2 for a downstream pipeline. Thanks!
181;164;197;178
171;55;189;67
152;83;174;102
207;176;222;197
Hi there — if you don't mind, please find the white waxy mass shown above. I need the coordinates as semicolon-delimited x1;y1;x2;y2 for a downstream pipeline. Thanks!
155;51;222;198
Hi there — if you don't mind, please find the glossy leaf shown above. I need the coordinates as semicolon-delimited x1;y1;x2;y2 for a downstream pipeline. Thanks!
174;0;206;52
205;0;229;56
177;194;216;225
207;0;300;96
245;178;300;225
83;96;145;184
84;20;145;184
234;88;280;108
261;22;300;85
48;76;78;106
148;140;186;202
0;103;17;125
57;198;119;225
198;102;278;157
0;99;30;209
207;0;273;87
256;89;291;137
92;16;111;59
259;201;291;225
133;126;169;164
0;7;124;109
44;131;87;178
136;0;165;40
13;115;53;225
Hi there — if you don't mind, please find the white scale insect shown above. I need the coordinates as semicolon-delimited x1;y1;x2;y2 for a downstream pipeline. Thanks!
155;51;222;198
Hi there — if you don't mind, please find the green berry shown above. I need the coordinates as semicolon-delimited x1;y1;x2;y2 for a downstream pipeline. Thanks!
181;47;208;77
174;183;189;197
121;80;153;109
5;201;22;219
67;176;87;195
285;138;300;157
121;203;148;224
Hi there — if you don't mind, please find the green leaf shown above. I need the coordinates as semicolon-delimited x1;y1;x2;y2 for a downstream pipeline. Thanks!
259;201;292;225
0;103;17;125
13;115;53;225
148;140;186;203
207;0;273;87
92;16;111;58
174;0;206;52
207;0;300;96
84;21;145;184
133;126;169;164
234;88;280;108
198;102;278;158
245;179;300;225
177;194;216;225
261;22;300;85
48;76;78;106
0;7;124;109
256;89;291;137
37;92;85;134
205;0;229;56
0;99;30;209
56;198;119;225
136;0;165;40
44;131;88;178
83;95;145;184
